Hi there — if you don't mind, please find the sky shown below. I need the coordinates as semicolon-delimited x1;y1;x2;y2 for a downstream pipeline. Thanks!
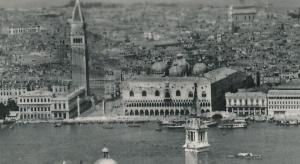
0;0;299;9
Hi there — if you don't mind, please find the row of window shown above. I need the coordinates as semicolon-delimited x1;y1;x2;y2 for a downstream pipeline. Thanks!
73;38;83;44
20;97;51;103
129;90;207;98
0;91;24;96
269;106;300;110
269;101;300;105
124;109;190;116
126;102;210;108
54;103;66;110
20;114;51;120
20;107;51;112
268;97;300;99
228;99;265;105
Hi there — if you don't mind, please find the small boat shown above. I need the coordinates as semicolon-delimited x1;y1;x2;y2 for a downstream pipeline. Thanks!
128;124;141;128
218;119;247;129
155;127;162;132
103;124;114;129
166;124;185;129
236;152;262;160
54;122;62;127
203;120;218;127
159;120;174;126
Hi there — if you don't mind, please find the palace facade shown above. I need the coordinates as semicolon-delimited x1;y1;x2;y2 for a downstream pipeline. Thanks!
121;77;212;117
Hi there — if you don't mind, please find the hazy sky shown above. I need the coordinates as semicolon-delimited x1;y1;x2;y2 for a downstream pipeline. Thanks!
0;0;299;9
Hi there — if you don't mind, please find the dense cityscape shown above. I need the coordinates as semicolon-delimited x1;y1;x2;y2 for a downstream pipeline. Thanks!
1;0;300;164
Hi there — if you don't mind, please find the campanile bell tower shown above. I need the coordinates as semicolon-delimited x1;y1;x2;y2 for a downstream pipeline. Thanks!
70;0;89;95
183;117;210;164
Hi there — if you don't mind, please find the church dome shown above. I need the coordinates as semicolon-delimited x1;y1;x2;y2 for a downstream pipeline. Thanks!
168;54;189;76
151;61;168;74
94;147;118;164
192;63;207;75
94;159;118;164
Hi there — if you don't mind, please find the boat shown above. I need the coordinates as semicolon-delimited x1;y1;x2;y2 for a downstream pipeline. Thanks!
128;124;141;128
103;124;114;129
236;152;262;160
54;122;62;127
155;127;162;132
166;124;185;129
203;120;218;127
218;119;247;129
159;120;175;126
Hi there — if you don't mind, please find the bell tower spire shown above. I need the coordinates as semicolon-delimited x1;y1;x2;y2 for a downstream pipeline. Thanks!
70;0;89;95
72;0;84;23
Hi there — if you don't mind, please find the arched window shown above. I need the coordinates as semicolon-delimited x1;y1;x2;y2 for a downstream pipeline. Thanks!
142;90;147;97
176;90;181;96
129;91;134;97
165;92;170;98
188;91;193;98
155;90;160;96
202;91;206;97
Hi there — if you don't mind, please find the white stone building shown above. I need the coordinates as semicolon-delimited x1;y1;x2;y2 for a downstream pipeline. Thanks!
121;77;212;117
267;80;300;117
18;90;53;120
226;91;267;116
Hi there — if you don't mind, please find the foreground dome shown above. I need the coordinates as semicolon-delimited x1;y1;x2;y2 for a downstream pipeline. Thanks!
94;148;118;164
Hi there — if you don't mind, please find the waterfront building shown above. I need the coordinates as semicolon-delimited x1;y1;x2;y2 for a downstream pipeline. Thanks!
183;117;209;164
267;80;300;117
18;86;86;120
70;0;89;95
52;87;86;119
121;67;248;117
225;91;267;116
121;76;212;117
18;90;53;120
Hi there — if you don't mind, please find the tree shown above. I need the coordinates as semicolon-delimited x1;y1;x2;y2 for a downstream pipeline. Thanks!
6;100;18;111
0;103;9;119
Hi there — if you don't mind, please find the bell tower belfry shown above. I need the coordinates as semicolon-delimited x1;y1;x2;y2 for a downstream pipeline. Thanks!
70;0;89;95
183;117;210;164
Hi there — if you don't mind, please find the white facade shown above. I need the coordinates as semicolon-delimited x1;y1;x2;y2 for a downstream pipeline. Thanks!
18;90;52;120
121;77;212;116
268;90;300;117
226;91;267;116
18;87;86;120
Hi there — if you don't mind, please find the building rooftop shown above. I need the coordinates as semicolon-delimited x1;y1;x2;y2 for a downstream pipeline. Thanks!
226;91;267;98
273;79;300;90
232;6;257;15
125;76;211;83
20;89;52;97
204;67;237;83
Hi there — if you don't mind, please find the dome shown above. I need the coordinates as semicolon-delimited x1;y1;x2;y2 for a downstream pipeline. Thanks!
168;54;189;76
94;159;118;164
94;147;118;164
151;61;168;74
169;64;186;76
192;63;207;75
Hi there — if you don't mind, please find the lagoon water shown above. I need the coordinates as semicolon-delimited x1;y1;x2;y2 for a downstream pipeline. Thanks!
1;122;300;164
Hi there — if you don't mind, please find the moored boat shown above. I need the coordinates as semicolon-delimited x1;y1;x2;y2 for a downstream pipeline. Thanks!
218;119;247;129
